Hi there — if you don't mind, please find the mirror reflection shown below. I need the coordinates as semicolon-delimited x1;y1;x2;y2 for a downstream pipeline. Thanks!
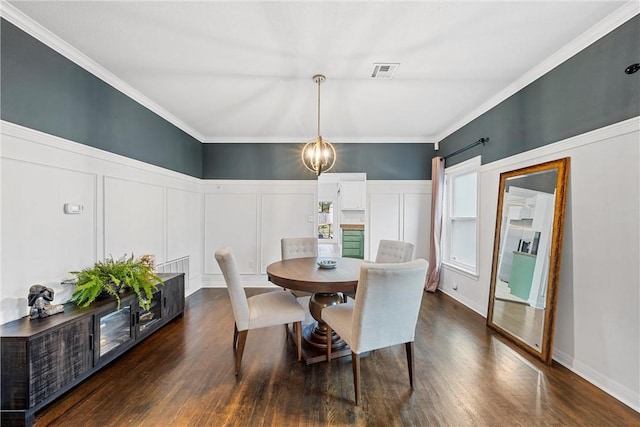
487;158;569;365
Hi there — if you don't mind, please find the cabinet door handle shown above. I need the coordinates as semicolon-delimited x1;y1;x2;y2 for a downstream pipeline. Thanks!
164;296;167;308
89;333;94;351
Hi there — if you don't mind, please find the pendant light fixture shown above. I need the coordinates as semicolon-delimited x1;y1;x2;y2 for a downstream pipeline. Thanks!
302;74;336;176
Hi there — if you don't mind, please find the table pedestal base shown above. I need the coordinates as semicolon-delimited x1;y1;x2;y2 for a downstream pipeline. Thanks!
287;323;351;365
287;292;351;365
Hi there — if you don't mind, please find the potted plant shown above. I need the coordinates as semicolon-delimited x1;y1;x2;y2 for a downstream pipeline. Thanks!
70;254;162;311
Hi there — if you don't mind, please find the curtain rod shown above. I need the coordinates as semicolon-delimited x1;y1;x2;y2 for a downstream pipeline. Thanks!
443;137;489;161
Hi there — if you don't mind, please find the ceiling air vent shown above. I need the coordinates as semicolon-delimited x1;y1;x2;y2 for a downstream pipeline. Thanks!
371;63;399;79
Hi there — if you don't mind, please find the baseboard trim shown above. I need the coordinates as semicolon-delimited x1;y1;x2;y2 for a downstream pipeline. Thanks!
553;349;640;412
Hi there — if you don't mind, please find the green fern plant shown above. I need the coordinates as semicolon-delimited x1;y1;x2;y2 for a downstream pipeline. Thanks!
71;254;162;311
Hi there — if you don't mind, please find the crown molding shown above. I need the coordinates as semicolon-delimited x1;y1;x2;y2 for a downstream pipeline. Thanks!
0;1;206;142
201;136;436;144
435;1;640;144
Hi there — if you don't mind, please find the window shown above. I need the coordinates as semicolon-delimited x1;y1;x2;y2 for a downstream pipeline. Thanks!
318;201;334;239
443;156;480;275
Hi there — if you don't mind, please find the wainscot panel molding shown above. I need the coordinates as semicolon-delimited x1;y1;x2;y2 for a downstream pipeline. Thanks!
104;176;166;264
167;188;204;281
368;193;402;258
202;180;317;282
261;193;316;272
367;180;431;262
438;117;640;412
201;180;431;288
204;192;259;276
1;121;203;325
0;158;98;325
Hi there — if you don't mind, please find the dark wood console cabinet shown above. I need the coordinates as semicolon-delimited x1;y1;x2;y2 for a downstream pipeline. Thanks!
1;273;185;427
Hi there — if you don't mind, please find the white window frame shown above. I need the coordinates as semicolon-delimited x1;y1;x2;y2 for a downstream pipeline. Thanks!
442;156;481;276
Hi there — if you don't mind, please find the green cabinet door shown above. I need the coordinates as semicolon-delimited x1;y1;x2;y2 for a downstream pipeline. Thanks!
508;252;536;300
342;230;364;259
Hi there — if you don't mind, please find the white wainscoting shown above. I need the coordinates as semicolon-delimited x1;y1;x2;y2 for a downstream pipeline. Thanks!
0;159;97;323
201;180;431;287
367;181;431;261
167;188;203;279
369;193;402;257
261;192;316;272
202;181;317;286
104;177;166;262
204;192;259;275
0;122;203;324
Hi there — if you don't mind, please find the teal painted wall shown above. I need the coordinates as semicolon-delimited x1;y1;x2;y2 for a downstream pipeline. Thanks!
438;14;640;167
1;19;203;178
201;143;436;180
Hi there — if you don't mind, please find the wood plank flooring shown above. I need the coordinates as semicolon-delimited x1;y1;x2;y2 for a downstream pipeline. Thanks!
35;289;639;426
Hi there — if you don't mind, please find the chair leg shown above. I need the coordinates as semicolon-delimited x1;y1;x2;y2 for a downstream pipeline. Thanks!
233;323;239;349
351;351;361;405
235;330;248;376
295;321;302;361
405;341;414;388
326;324;332;361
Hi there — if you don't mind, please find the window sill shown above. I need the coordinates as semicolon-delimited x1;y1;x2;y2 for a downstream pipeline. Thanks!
442;262;479;280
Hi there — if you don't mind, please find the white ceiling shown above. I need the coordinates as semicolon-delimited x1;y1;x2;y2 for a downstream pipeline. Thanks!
4;1;635;144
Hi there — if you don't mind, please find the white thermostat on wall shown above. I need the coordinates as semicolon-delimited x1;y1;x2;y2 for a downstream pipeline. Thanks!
63;203;84;214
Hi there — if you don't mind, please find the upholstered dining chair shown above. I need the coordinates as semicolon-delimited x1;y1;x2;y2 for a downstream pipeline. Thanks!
281;237;318;300
281;237;319;260
343;239;415;301
323;259;429;405
375;239;415;263
215;247;306;375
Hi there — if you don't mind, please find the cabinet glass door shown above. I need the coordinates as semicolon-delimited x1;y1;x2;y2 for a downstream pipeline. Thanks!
99;305;133;357
138;291;162;334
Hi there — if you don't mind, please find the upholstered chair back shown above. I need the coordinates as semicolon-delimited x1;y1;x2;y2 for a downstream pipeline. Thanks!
375;240;415;263
215;247;251;331
281;237;319;260
351;259;428;354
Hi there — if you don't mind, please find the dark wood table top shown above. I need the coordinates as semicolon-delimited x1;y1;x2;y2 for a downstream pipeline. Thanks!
266;257;369;294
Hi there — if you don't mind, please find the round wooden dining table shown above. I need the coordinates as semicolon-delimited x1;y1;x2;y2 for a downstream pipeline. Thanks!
266;256;368;364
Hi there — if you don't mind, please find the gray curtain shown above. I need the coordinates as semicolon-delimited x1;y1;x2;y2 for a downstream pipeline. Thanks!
425;157;445;292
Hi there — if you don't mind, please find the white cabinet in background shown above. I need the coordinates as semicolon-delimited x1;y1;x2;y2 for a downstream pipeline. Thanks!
340;182;366;210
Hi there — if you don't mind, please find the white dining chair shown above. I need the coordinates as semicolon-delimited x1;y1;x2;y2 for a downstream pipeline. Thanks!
343;239;416;301
323;259;429;405
281;237;318;302
215;247;306;375
375;239;415;263
281;237;318;260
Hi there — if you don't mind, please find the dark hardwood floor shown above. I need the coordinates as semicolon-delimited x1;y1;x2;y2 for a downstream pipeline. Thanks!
35;288;639;426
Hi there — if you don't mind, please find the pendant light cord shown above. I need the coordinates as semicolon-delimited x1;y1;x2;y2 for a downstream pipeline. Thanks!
317;77;321;137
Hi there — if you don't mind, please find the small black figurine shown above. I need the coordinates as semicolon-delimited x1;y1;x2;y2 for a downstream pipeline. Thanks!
28;285;64;319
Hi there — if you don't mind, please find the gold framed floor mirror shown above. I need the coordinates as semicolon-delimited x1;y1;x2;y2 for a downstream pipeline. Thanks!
487;157;570;365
